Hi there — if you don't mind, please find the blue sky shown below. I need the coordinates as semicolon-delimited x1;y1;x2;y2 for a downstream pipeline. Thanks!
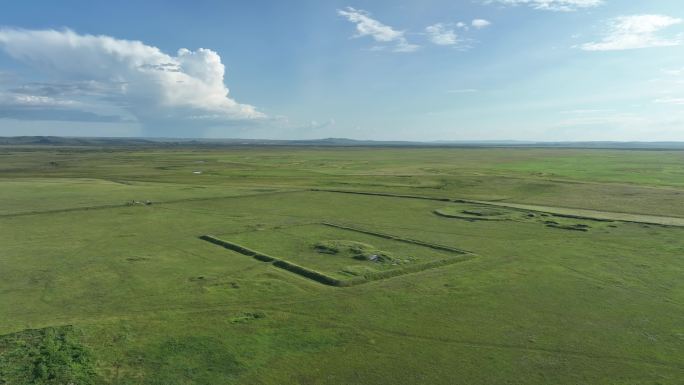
0;0;683;141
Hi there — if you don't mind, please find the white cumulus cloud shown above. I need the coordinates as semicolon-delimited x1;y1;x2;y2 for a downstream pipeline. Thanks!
337;7;419;52
486;0;603;12
425;24;458;45
0;28;264;132
581;15;683;51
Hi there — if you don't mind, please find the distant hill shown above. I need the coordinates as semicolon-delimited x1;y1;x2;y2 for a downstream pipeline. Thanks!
1;136;684;149
0;136;158;146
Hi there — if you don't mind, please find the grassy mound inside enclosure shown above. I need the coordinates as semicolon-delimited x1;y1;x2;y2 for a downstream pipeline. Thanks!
461;208;507;217
314;240;398;263
434;206;512;221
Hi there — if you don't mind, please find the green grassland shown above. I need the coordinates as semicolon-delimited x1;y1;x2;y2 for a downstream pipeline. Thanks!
1;145;684;384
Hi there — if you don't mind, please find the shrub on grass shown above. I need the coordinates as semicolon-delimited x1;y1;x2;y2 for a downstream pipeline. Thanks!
0;326;99;385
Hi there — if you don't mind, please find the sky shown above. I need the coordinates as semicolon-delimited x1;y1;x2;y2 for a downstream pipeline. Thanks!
0;0;683;141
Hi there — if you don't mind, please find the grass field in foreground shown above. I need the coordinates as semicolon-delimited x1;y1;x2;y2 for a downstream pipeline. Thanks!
1;146;683;384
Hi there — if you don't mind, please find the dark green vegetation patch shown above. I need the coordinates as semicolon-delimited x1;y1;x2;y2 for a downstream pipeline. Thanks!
0;326;100;385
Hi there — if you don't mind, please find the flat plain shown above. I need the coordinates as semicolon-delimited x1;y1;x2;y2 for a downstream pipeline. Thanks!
1;145;683;384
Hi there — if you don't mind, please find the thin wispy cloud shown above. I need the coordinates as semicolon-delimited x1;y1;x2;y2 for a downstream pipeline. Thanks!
0;28;264;132
0;91;128;122
486;0;603;12
447;89;479;93
555;113;648;127
425;24;458;46
338;7;489;51
337;7;418;53
581;15;683;51
560;109;614;114
655;97;684;106
425;20;490;47
1;93;78;108
662;67;684;76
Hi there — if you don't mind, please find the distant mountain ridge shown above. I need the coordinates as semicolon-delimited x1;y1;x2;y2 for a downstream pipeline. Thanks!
2;136;684;149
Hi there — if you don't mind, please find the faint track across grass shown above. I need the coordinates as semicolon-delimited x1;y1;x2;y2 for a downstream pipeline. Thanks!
0;189;304;218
